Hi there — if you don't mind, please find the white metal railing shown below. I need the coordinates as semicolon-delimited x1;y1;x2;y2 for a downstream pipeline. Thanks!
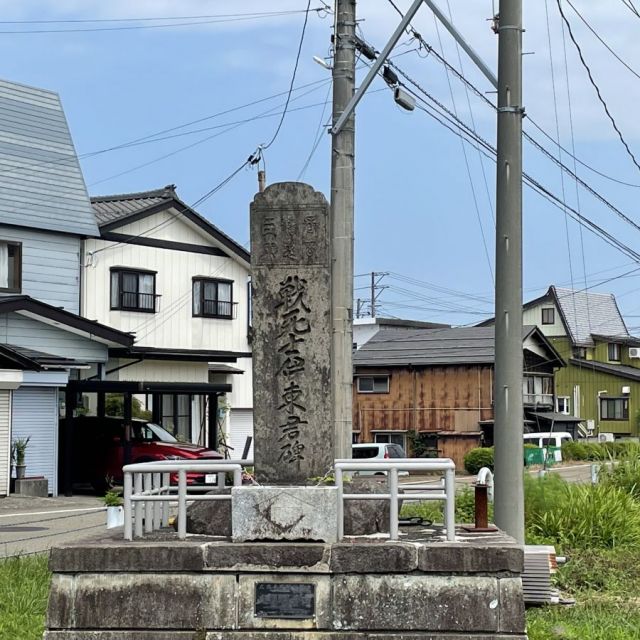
122;457;456;543
334;458;456;542
123;458;253;540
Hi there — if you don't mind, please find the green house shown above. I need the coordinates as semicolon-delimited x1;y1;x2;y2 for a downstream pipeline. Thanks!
521;286;640;437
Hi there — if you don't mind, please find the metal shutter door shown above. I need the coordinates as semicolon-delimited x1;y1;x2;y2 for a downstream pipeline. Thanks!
229;409;254;459
12;387;58;495
0;391;10;496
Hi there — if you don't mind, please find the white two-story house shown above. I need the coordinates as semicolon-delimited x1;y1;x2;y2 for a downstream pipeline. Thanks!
82;185;254;457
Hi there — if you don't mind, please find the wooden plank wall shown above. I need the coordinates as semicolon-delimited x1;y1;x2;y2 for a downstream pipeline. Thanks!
353;364;494;441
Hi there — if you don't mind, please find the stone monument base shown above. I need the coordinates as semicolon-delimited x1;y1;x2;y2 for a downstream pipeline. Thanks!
45;525;526;639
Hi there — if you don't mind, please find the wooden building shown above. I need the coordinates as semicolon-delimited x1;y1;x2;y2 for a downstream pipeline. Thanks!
353;325;565;468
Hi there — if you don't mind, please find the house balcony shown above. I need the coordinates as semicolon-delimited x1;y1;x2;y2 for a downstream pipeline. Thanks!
522;393;554;408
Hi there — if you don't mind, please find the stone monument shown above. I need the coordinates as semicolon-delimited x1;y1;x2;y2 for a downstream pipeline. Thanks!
250;182;333;485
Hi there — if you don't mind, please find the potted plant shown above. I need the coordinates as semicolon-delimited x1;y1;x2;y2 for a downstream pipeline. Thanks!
103;489;124;529
11;437;30;479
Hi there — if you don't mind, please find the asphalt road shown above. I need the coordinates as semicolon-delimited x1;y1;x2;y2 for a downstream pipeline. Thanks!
0;462;601;558
0;495;105;558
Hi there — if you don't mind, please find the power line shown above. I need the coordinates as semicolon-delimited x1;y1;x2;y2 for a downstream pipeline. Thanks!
556;0;640;174
565;0;640;80
620;0;640;19
432;12;494;284
0;9;326;34
262;1;313;150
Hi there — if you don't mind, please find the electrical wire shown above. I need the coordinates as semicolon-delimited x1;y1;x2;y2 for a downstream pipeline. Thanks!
262;0;313;150
556;0;640;174
433;13;494;284
297;82;333;180
0;9;325;34
621;0;640;18
544;0;578;324
565;0;640;80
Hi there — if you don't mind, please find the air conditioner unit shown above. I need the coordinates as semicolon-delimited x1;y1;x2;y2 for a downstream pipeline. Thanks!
629;347;640;358
598;432;615;443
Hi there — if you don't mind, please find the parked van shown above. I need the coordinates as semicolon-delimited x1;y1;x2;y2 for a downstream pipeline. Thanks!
523;432;573;463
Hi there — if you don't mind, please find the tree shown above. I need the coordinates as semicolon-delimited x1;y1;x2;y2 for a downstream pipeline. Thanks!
105;394;152;420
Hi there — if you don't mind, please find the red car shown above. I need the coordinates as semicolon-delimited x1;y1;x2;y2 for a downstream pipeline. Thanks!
69;417;223;492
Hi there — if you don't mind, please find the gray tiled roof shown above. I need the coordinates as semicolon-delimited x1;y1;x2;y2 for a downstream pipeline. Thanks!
553;286;628;346
0;78;99;237
91;185;174;226
354;326;539;367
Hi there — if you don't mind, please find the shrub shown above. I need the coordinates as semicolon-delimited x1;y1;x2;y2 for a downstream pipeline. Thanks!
562;441;590;461
463;447;494;475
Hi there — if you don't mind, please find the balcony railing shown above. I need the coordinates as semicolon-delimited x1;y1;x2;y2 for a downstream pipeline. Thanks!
118;291;159;313
523;393;554;406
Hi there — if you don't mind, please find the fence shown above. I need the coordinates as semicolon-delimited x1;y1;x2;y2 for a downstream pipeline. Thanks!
335;457;456;541
122;459;252;540
123;457;456;542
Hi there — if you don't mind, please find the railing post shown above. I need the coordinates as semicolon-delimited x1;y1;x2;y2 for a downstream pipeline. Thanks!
161;472;170;527
144;473;153;533
152;472;161;530
444;467;456;542
134;473;143;538
233;466;242;487
124;471;132;541
177;469;187;540
217;470;226;488
335;465;344;540
389;467;399;540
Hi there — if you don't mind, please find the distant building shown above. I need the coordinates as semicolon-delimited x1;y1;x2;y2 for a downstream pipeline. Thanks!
352;324;566;467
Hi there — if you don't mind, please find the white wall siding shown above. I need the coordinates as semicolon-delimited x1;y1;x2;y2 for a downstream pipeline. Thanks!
523;303;566;337
108;359;209;383
83;211;251;355
0;312;109;361
0;226;81;312
0;390;10;496
226;357;253;408
12;386;58;495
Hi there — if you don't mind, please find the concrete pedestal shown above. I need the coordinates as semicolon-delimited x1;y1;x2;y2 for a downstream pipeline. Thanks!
14;477;48;497
45;526;527;639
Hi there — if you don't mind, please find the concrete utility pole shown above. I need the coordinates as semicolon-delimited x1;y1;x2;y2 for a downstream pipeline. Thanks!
331;0;356;461
493;0;525;544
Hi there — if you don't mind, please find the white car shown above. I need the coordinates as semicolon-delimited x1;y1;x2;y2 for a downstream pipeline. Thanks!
351;443;409;476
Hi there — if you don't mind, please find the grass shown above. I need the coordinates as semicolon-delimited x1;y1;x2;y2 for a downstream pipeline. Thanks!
0;554;50;640
527;548;640;640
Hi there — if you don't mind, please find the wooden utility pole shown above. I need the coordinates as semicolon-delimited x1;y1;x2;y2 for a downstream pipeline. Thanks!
330;0;356;460
493;0;525;544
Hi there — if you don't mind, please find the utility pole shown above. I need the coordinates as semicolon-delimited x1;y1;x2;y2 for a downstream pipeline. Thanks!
369;271;388;318
493;0;524;543
331;0;356;461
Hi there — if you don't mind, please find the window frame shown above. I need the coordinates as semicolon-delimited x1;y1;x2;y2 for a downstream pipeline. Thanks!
373;431;406;450
541;307;555;325
600;397;629;421
110;267;157;313
608;342;621;362
357;375;390;394
192;277;234;319
556;396;570;415
0;240;22;293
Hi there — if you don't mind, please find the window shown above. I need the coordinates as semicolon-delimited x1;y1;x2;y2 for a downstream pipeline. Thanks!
522;375;553;405
600;397;628;421
193;278;234;319
160;394;192;441
0;241;21;292
556;396;570;415
608;343;621;362
541;308;555;325
110;268;156;312
574;347;588;359
357;375;390;393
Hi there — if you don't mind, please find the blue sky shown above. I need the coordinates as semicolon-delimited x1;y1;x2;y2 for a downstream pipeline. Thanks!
2;1;640;328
